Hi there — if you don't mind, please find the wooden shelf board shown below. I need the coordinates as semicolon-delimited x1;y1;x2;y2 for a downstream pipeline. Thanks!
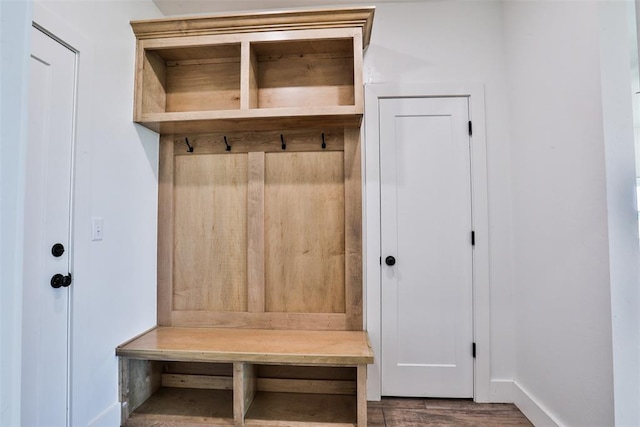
126;387;234;426
137;108;362;134
117;327;374;365
245;391;356;426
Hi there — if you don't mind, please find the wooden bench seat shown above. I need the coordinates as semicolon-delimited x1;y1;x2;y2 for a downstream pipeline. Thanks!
116;326;374;365
117;327;373;427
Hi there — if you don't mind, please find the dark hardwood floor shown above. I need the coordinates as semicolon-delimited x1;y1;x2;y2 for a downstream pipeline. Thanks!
368;398;533;426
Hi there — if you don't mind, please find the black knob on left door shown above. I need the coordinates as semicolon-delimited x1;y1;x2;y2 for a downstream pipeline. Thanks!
51;243;65;257
51;273;72;289
51;274;64;288
385;256;396;266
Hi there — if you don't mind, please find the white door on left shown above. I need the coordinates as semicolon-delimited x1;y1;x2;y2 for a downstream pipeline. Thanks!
22;26;76;427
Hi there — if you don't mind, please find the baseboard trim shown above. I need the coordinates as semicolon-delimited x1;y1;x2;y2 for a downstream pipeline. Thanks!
488;379;513;403
513;381;563;427
87;402;120;427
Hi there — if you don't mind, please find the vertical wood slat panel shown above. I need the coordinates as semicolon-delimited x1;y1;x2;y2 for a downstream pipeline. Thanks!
248;152;265;313
356;365;367;427
243;364;257;419
240;41;251;110
249;45;259;109
133;40;145;120
352;32;364;113
157;135;174;326
233;363;243;424
234;363;257;424
264;152;345;314
344;128;363;330
140;49;168;116
173;154;248;312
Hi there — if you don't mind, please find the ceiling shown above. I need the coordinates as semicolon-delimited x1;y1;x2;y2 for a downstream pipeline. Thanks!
153;0;429;16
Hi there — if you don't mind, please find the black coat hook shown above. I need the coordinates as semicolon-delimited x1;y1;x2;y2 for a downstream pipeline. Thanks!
281;134;286;150
185;137;194;153
224;136;231;151
321;133;326;149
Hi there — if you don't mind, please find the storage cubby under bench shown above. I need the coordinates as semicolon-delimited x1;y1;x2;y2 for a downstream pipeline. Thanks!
118;7;375;427
117;327;373;426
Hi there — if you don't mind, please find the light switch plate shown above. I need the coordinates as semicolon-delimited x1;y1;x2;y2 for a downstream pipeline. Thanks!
91;217;103;241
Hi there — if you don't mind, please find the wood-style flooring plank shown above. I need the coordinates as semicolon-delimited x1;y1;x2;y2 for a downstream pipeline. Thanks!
367;398;533;427
367;407;385;427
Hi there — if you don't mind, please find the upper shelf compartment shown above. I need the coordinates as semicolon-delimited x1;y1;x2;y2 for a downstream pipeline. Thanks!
249;37;355;109
141;43;242;114
131;7;374;134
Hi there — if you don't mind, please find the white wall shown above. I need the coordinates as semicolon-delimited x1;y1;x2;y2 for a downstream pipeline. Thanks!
504;1;638;425
31;1;162;425
363;0;516;400
0;2;32;425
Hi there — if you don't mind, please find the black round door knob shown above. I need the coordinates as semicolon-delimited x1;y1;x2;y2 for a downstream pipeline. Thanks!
51;274;64;289
51;243;65;257
50;273;72;289
385;256;396;266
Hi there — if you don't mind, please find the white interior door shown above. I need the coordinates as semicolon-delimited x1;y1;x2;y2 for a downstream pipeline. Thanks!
22;26;76;426
380;96;473;397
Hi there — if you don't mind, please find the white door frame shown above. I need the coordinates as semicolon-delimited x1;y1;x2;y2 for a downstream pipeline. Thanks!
364;83;490;402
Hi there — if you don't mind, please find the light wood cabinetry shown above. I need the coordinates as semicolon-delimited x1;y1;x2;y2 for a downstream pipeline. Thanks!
118;7;374;427
131;9;372;134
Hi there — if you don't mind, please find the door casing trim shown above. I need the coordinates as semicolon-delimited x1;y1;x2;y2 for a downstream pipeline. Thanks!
363;83;490;402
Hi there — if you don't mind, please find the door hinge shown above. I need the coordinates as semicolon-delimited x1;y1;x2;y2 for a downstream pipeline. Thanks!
468;121;473;136
472;342;476;358
471;231;475;246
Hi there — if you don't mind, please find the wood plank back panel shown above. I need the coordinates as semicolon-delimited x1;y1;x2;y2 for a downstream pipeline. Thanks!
257;378;356;395
155;374;356;395
165;362;233;376
258;365;355;381
166;62;240;112
253;38;355;109
256;54;354;109
264;152;345;313
173;154;248;312
162;373;233;390
153;43;241;63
